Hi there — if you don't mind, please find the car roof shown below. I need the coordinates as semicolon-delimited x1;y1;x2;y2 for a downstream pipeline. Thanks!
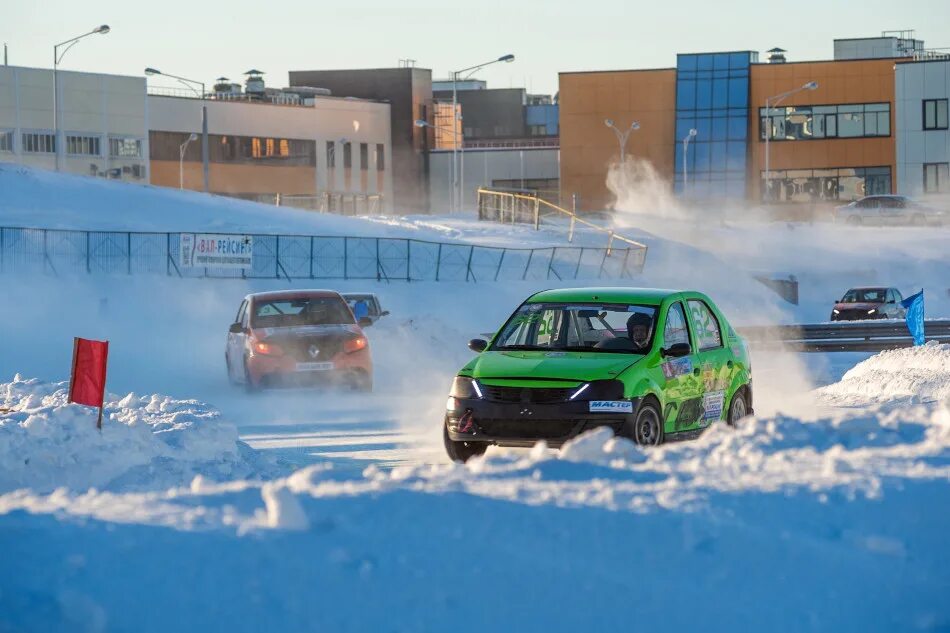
527;287;684;306
248;289;344;302
847;286;893;291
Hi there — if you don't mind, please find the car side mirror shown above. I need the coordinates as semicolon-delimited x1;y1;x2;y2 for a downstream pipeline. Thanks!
661;342;690;358
358;316;373;327
381;310;390;317
468;338;488;353
229;322;244;334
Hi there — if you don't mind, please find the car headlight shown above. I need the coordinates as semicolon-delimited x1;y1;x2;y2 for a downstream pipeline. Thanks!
833;309;840;314
867;309;876;314
449;376;483;399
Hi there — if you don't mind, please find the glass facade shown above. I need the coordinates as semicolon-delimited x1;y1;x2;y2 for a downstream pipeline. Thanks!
760;103;891;140
674;51;757;199
760;166;891;202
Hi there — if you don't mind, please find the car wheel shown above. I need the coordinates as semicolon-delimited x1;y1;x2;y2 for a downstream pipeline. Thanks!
727;387;750;427
350;371;373;393
630;398;664;446
847;215;862;226
443;421;488;463
243;359;259;394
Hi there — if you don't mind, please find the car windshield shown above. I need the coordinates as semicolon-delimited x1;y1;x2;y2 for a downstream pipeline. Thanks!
491;302;658;354
841;288;887;303
252;297;354;327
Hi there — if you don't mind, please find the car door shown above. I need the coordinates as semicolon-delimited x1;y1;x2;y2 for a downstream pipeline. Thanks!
657;301;706;434
686;298;730;427
227;299;248;380
879;197;903;225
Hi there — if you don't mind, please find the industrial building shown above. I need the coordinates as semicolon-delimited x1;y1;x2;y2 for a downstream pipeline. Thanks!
148;73;392;212
0;65;149;183
559;30;950;211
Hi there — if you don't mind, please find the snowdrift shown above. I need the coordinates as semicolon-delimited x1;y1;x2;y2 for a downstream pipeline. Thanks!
815;342;950;406
0;376;274;493
2;343;950;630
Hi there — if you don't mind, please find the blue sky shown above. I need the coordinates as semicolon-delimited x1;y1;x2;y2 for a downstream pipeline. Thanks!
6;0;950;95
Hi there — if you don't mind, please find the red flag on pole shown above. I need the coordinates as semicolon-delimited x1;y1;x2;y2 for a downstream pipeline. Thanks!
68;337;109;430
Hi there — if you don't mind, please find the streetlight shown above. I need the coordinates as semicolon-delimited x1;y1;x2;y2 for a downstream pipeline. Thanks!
682;128;697;194
763;81;818;202
604;118;640;164
179;133;198;190
145;67;209;193
416;119;459;211
451;53;515;212
52;25;110;171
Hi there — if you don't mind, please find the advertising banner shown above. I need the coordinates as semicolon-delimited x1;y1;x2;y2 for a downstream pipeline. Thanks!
180;234;253;269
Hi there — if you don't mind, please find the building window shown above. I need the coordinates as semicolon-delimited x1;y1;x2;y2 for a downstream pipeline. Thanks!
760;103;890;141
923;99;949;130
109;137;143;158
0;130;13;152
22;131;56;154
376;144;385;171
924;163;949;193
761;166;891;202
149;132;315;166
343;142;352;169
66;134;101;157
326;141;335;169
359;143;368;171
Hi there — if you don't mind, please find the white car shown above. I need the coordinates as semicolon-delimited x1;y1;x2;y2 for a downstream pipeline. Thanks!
835;195;946;226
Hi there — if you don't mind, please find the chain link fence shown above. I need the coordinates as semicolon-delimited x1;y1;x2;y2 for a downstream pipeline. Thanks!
0;227;646;282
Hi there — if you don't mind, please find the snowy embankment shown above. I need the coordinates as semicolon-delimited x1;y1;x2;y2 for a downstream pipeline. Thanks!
815;341;950;407
2;346;949;631
0;376;275;494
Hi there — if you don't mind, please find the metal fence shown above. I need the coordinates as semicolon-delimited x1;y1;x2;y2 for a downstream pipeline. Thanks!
0;227;646;282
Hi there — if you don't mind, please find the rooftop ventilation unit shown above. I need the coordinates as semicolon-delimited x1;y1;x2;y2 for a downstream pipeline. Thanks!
244;69;265;96
767;47;787;63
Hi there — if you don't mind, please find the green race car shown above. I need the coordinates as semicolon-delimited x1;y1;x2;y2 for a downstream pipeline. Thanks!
444;287;753;462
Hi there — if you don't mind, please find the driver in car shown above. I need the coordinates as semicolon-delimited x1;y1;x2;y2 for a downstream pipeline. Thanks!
627;312;652;349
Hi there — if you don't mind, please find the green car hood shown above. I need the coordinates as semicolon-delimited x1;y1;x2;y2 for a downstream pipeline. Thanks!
467;350;643;384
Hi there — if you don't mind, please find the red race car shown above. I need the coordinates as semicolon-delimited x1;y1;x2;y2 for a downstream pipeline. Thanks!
226;290;373;391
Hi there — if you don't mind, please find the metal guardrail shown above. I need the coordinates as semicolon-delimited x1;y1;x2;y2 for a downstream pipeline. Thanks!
739;320;950;352
0;226;645;282
476;188;649;261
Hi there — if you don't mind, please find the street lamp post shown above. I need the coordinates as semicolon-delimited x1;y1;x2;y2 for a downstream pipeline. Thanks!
763;81;818;202
451;54;514;212
604;118;640;164
415;119;459;212
52;25;110;172
179;133;198;189
682;128;697;194
145;67;209;193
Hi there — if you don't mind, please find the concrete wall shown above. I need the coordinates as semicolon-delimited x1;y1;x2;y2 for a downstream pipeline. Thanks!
428;147;560;212
288;68;431;214
0;65;148;182
147;94;392;209
896;59;950;196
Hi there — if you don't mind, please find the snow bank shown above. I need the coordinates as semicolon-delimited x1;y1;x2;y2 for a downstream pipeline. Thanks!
2;400;948;632
815;342;950;406
0;375;273;493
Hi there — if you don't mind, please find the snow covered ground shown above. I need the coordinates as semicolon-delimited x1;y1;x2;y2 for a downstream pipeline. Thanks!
1;167;949;631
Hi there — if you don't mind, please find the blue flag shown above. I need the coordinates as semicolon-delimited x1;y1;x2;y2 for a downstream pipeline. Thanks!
900;290;925;346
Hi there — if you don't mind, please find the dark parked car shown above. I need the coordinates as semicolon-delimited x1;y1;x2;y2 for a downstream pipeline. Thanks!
830;287;906;321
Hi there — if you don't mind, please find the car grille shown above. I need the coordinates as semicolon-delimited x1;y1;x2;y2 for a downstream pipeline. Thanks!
476;418;624;439
284;335;343;362
836;309;875;320
481;385;577;404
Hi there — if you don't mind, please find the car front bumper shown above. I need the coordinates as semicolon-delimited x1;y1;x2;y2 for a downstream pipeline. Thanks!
445;397;643;448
